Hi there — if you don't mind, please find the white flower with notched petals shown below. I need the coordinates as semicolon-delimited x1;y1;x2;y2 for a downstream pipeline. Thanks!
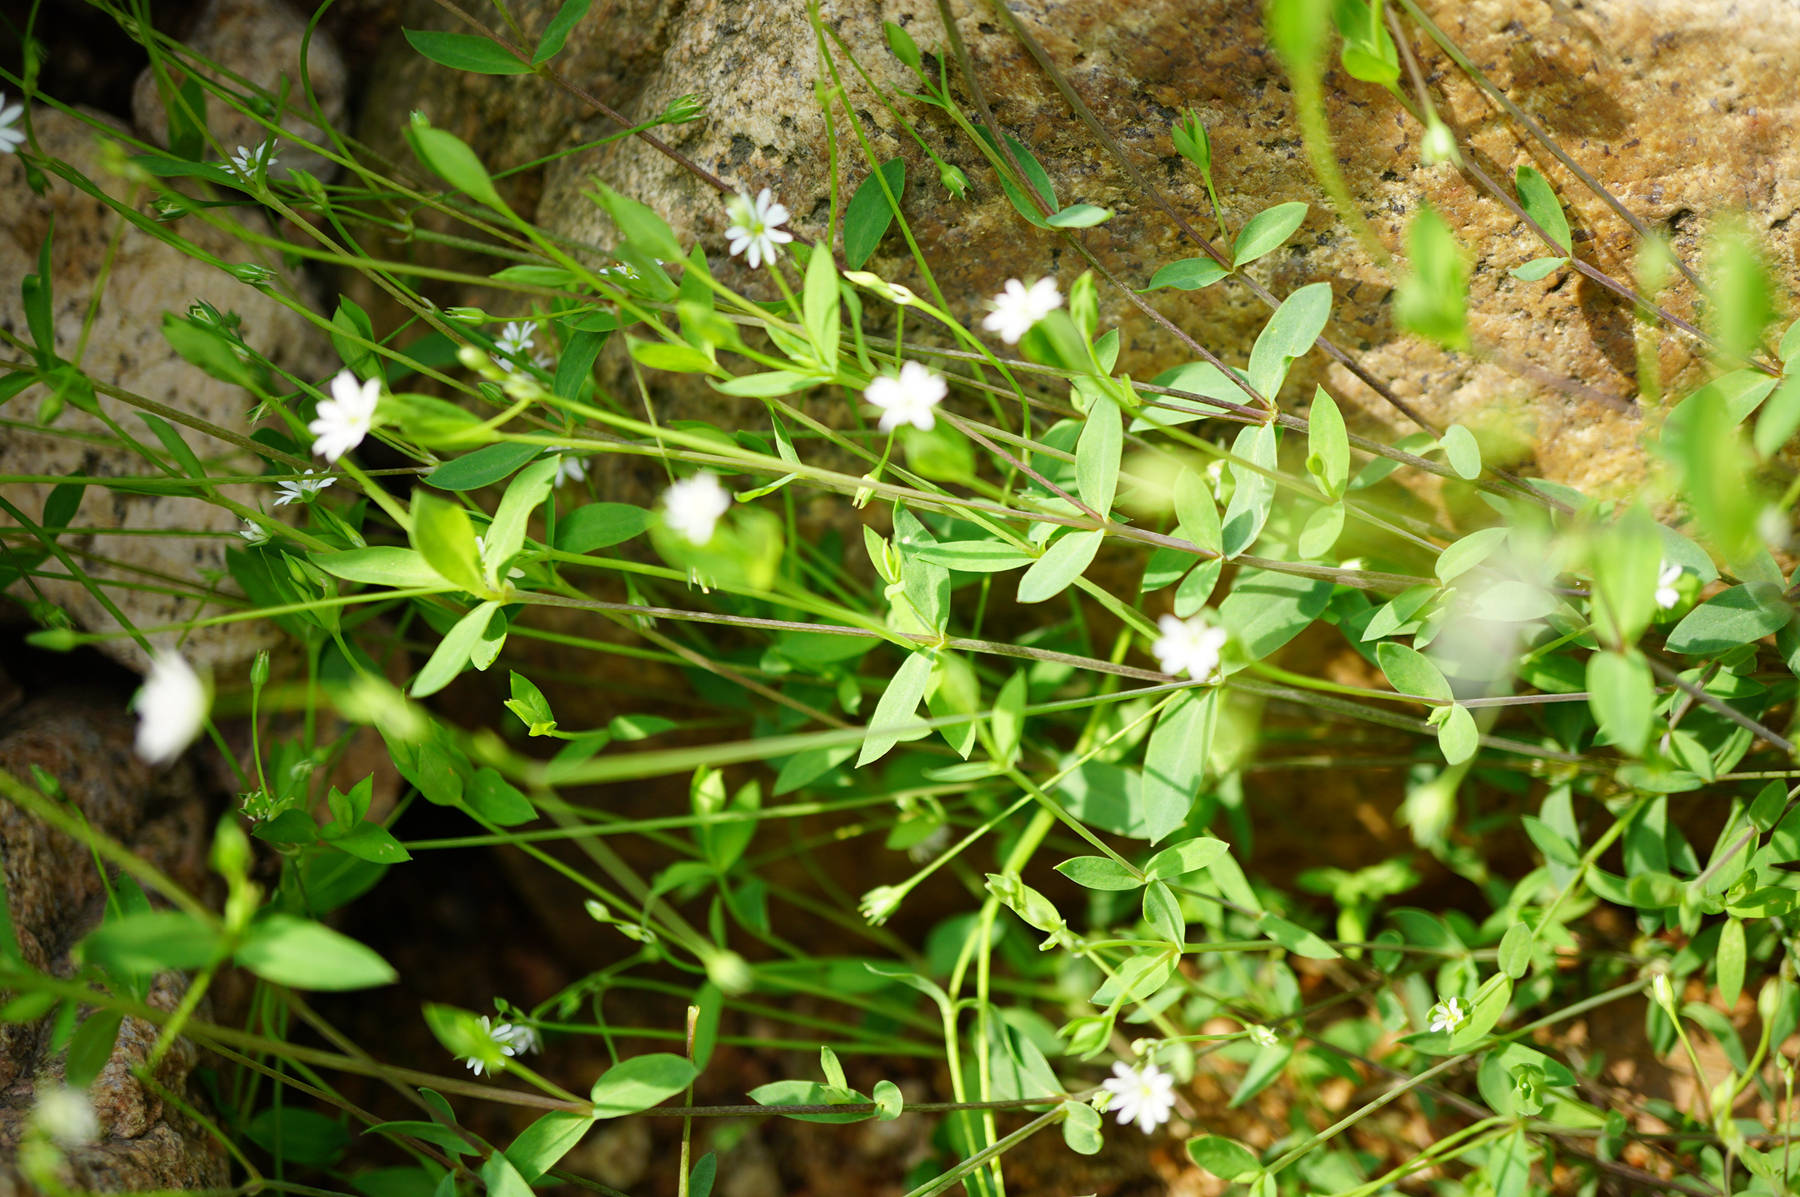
274;469;334;506
1152;614;1228;683
724;188;793;269
237;518;270;545
230;140;278;179
132;652;208;765
31;1085;98;1147
1654;561;1684;611
461;1016;528;1076
1428;996;1466;1034
0;93;25;156
1099;1060;1176;1134
865;361;947;433
495;321;537;372
309;369;380;462
552;451;587;487
495;1021;542;1057
981;276;1062;344
662;472;732;545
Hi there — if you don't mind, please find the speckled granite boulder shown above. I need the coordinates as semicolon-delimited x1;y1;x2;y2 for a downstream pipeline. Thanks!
0;690;227;1194
132;0;350;182
345;0;1799;500
0;105;333;671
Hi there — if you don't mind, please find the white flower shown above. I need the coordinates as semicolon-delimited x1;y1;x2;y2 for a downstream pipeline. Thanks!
230;140;278;179
1152;614;1228;682
31;1085;98;1147
1100;1060;1176;1134
0;93;24;156
236;518;270;545
1654;561;1684;610
599;263;641;282
309;369;381;462
858;884;907;927
662;472;732;545
981;276;1062;344
274;469;334;506
495;321;537;372
132;652;208;765
724;188;793;269
551;450;587;487
462;1015;528;1076
1428;996;1466;1034
865;361;947;433
494;1021;542;1057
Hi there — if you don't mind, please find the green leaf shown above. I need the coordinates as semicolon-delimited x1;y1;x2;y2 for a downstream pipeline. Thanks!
872;1079;903;1121
1706;217;1775;362
976;128;1057;225
1017;529;1105;603
1305;387;1348;498
1054;856;1144;891
162;312;262;388
746;1079;868;1123
628;337;720;375
412;601;502;697
1144;257;1230;292
1586;649;1654;756
1218;569;1331;659
884;21;921;69
406;123;505;210
466;767;537;826
1513;165;1572;254
1232;202;1308;268
556;503;652;553
1436;703;1477;765
1498;923;1532;979
1145;835;1229;879
329;821;412;864
1509;256;1567;281
426;443;542;491
1395;204;1468;350
1174;466;1222;553
410;491;487;595
1046;203;1113;228
1141;690;1217;844
481;1153;535;1197
1187;1134;1261;1182
1229;1040;1293;1108
1449;976;1512;1048
857;650;934;766
1220;422;1278;557
65;1011;123;1088
483;455;559;585
1261;913;1340;959
531;0;594;64
553;327;608;400
1716;917;1745;1008
591;1053;697;1118
247;1107;351;1168
1589;505;1663;646
908;539;1034;572
1440;424;1481;480
1062;1101;1103;1155
505;1112;595;1181
591;182;686;264
844;158;905;269
1247;281;1331;398
403;28;530;73
1665;583;1790;654
235;914;398;990
138;412;208;479
81;910;222;975
802;244;841;372
1296;503;1343;559
1377;642;1452;702
1752;374;1800;457
1076;390;1123;515
1436;526;1509;583
313;547;447;589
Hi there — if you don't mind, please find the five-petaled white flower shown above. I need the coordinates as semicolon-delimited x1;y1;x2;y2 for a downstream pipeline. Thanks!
0;92;24;156
132;652;209;765
274;469;334;506
309;369;380;462
236;518;270;545
495;320;537;372
724;188;793;269
551;451;587;487
981;276;1062;344
1428;996;1466;1034
230;140;278;179
31;1084;98;1147
662;472;732;545
1654;561;1684;611
1100;1060;1177;1134
1152;614;1228;683
865;361;947;433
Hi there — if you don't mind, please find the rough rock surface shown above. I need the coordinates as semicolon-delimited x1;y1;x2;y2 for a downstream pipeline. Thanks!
347;0;1799;503
0;688;227;1194
0;105;333;672
132;0;350;182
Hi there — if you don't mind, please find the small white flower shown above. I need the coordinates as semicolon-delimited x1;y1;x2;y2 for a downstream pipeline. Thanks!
31;1084;98;1147
599;263;641;282
1247;1024;1279;1048
981;276;1062;344
531;351;554;372
1428;996;1466;1034
132;652;208;765
551;450;587;487
236;518;270;545
462;1016;524;1076
662;472;732;545
859;884;907;927
1152;614;1228;682
1099;1060;1176;1134
274;469;334;506
1654;561;1684;610
0;93;25;156
495;321;537;372
1651;971;1676;1013
494;1021;542;1057
864;361;947;433
230;140;278;179
309;369;381;462
724;188;793;269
